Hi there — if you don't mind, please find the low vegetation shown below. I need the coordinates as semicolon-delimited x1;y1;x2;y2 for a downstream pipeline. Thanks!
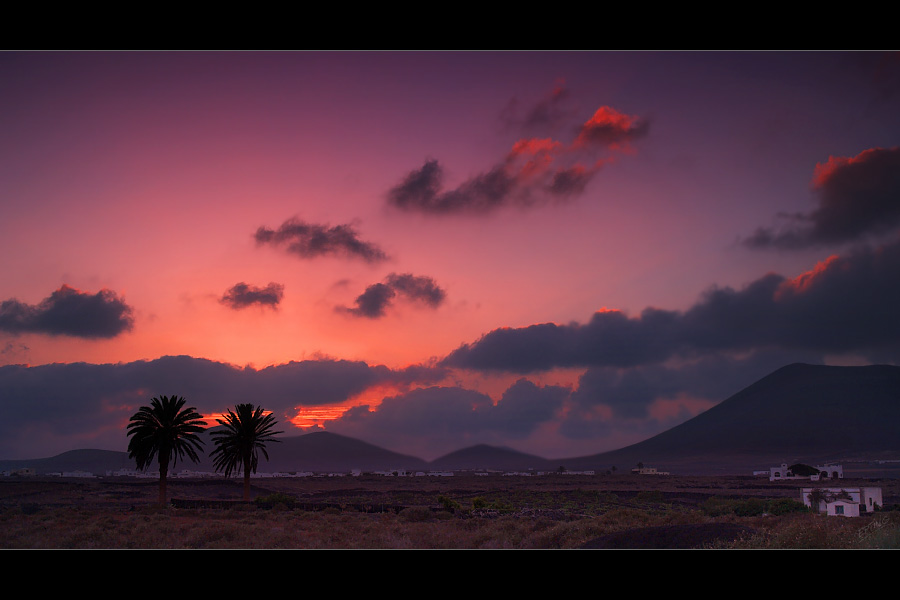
1;476;897;549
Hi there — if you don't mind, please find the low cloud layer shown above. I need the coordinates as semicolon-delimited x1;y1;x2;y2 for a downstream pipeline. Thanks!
744;147;900;249
0;285;134;339
444;238;900;373
255;217;388;263
0;355;448;459
339;273;446;319
329;378;570;457
220;282;284;310
387;90;648;215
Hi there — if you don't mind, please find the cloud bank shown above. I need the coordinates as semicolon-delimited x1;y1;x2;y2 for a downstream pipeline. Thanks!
255;217;388;263
0;355;448;459
329;378;571;458
744;147;900;249
444;238;900;373
0;285;134;339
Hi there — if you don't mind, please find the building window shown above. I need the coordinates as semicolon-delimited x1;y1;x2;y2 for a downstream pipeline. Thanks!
835;505;844;515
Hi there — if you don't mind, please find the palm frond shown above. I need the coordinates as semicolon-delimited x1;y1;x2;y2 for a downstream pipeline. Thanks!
127;395;207;471
210;403;282;478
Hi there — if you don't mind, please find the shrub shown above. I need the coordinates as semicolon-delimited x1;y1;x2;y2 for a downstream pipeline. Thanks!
438;495;462;513
399;506;434;523
701;496;734;517
766;498;808;516
255;492;297;509
732;498;766;517
634;490;665;504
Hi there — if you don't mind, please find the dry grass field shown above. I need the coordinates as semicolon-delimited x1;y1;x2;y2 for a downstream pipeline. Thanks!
2;474;899;549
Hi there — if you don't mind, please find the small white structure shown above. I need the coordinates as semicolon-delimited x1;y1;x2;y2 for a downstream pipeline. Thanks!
62;470;95;478
770;463;843;482
632;466;669;475
801;487;883;517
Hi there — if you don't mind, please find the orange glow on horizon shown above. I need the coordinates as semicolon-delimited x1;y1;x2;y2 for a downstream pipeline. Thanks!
290;406;350;429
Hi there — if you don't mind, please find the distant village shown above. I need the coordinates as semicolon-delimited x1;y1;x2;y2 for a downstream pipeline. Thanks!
2;467;599;479
3;460;890;517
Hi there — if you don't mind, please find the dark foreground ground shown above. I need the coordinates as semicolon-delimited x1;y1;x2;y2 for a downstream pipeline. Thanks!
2;474;899;549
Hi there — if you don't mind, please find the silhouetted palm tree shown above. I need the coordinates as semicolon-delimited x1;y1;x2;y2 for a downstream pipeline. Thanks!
210;404;282;501
127;395;207;505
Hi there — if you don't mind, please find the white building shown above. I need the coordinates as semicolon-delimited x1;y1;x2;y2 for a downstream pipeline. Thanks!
770;463;843;481
801;487;883;517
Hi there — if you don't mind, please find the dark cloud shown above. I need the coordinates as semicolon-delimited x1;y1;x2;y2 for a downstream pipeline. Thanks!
386;160;520;215
491;379;570;436
0;285;134;339
386;102;647;215
443;238;900;373
744;147;900;249
339;273;446;319
548;165;595;197
220;282;284;310
384;273;446;307
255;217;388;263
0;355;448;459
329;379;569;456
340;283;396;319
499;82;577;134
386;159;445;213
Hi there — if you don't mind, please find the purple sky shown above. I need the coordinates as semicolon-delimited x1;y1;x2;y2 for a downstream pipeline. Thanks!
2;51;900;461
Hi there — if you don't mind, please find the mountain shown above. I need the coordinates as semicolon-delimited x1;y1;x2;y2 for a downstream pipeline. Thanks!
430;444;553;471
0;449;134;475
261;431;428;473
561;363;900;474
3;363;899;476
0;431;428;475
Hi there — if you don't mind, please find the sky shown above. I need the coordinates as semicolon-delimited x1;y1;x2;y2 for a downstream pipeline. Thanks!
2;51;900;462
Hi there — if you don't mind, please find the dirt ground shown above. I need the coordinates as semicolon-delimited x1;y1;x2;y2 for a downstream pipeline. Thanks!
2;473;898;511
2;474;898;549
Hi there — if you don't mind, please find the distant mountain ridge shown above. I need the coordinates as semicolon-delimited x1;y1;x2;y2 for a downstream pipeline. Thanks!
429;444;553;471
2;364;899;476
560;363;900;474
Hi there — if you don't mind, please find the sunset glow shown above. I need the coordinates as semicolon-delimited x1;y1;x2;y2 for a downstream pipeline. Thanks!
2;51;900;462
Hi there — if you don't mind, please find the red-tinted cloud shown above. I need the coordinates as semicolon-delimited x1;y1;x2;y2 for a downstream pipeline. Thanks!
387;93;647;215
744;146;900;249
444;237;900;372
573;106;649;151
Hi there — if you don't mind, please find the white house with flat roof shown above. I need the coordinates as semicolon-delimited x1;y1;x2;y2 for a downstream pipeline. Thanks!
801;487;883;517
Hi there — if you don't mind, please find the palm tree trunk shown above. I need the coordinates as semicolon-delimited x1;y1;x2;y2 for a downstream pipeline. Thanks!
159;465;168;506
243;465;251;502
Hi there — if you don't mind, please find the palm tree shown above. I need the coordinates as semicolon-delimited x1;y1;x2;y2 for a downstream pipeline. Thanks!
126;395;207;505
210;404;282;501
